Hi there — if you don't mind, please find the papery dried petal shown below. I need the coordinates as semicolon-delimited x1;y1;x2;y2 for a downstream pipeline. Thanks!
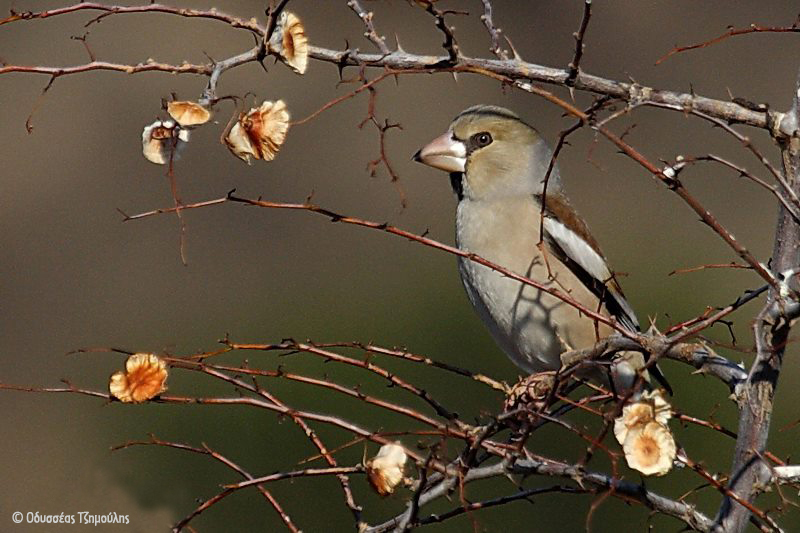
225;121;256;163
274;11;308;74
623;421;676;477
109;353;168;403
365;442;407;496
614;389;672;445
225;100;290;163
167;101;211;127
142;120;189;165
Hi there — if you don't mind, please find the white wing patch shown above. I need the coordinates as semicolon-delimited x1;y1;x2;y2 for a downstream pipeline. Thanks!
543;218;611;282
542;217;639;331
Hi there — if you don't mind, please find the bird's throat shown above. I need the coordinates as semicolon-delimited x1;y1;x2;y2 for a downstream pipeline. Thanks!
449;172;464;200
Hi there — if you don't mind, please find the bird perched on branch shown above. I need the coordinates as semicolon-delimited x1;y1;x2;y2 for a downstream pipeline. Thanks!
414;104;670;394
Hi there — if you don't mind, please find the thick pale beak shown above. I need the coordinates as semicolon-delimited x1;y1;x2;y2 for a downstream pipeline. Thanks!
413;132;466;173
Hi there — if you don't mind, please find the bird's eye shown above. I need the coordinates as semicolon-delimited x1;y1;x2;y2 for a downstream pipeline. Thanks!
472;132;493;148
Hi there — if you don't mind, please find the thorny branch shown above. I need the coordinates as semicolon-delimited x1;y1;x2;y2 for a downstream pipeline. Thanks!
120;190;635;337
348;0;390;55
714;68;800;533
113;436;301;532
1;2;790;133
122;191;758;393
656;18;800;65
0;337;759;533
479;0;507;60
565;0;592;88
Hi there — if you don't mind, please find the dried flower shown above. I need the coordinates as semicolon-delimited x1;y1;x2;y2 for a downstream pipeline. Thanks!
365;442;407;496
271;11;308;74
614;389;672;445
622;421;677;476
109;353;168;403
167;101;211;127
225;100;290;163
141;119;189;165
503;371;556;412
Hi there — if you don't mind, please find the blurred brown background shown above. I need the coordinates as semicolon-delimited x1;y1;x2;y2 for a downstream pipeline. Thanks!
2;1;800;531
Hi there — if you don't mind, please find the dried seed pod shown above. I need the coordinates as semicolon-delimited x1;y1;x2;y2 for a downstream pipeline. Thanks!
225;100;290;164
503;371;556;413
141;119;189;165
271;11;308;74
109;353;168;403
167;101;211;127
622;421;677;477
365;442;407;496
613;389;672;445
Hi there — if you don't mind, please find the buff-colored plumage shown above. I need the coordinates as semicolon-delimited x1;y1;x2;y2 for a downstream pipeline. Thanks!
415;105;669;392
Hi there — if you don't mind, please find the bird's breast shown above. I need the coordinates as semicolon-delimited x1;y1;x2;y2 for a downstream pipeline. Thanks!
454;197;605;374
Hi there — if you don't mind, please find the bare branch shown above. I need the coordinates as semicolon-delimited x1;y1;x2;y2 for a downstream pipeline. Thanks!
479;0;507;60
715;67;800;533
367;457;717;533
122;191;635;337
114;436;300;532
0;3;262;32
348;0;390;54
1;2;784;133
0;60;212;78
417;485;584;526
504;79;779;288
565;0;592;87
222;466;363;491
656;19;800;65
419;3;463;65
663;154;800;224
560;335;748;391
304;47;776;130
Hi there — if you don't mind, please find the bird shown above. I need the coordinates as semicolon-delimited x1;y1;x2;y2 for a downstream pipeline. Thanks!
413;104;670;394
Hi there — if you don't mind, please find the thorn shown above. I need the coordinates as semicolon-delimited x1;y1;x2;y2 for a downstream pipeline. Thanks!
505;35;522;61
394;34;405;53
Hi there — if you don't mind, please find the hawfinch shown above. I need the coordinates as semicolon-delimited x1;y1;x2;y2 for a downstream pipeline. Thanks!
414;105;670;393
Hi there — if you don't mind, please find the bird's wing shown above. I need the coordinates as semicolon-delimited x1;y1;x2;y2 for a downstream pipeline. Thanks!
536;193;639;333
536;194;673;395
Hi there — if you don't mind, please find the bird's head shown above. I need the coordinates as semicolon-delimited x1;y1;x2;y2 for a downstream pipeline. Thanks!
414;105;560;200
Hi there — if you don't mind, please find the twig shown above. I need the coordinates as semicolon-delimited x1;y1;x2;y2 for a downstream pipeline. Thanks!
0;3;262;32
348;0;390;54
565;0;592;87
311;341;507;392
122;191;634;337
249;375;363;524
656;20;800;65
674;108;799;211
1;3;786;134
501;77;778;288
222;466;363;491
166;357;458;436
419;3;463;65
479;0;507;60
663;154;800;224
0;60;211;78
559;335;748;391
221;338;463;423
366;457;717;532
665;284;768;341
418;485;584;525
669;261;751;276
114;436;300;532
715;68;800;533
